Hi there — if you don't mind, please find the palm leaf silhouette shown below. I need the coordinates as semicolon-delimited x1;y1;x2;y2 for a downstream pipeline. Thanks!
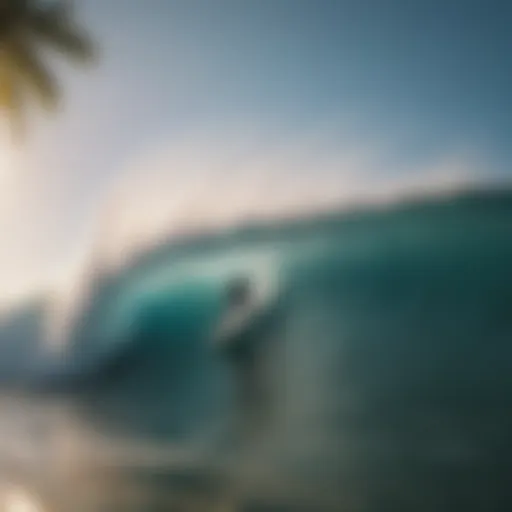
0;0;95;139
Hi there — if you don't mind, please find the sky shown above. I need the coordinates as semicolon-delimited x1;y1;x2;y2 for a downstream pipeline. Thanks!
0;0;511;304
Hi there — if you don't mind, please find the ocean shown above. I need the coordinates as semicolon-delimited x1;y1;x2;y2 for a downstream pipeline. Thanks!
0;189;511;511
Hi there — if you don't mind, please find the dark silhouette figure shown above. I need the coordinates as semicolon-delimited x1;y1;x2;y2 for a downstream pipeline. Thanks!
218;276;277;443
226;276;252;310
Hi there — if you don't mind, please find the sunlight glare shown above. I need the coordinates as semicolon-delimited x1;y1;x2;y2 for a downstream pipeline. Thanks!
2;486;44;512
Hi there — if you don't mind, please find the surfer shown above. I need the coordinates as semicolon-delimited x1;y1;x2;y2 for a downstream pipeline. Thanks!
226;276;252;313
215;275;278;443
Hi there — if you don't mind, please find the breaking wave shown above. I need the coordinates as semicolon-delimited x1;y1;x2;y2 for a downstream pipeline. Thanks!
0;182;512;509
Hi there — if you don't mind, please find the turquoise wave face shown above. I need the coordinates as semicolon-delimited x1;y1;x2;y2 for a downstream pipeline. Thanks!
1;192;512;510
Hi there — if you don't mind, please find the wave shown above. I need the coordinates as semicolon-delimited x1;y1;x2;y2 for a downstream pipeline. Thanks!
1;187;512;508
0;186;510;390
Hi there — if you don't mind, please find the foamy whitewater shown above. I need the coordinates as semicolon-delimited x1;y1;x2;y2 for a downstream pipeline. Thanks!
0;144;511;509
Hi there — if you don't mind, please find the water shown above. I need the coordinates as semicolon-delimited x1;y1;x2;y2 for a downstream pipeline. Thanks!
0;190;511;511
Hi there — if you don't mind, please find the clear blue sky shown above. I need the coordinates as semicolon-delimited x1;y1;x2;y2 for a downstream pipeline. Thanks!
1;0;510;301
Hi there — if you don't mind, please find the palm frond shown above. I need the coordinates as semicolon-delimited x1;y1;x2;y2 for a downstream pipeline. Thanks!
28;1;95;62
0;0;30;38
6;37;59;109
0;0;98;139
0;65;25;142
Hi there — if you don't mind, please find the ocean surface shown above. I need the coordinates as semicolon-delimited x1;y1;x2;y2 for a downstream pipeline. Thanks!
0;189;511;511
